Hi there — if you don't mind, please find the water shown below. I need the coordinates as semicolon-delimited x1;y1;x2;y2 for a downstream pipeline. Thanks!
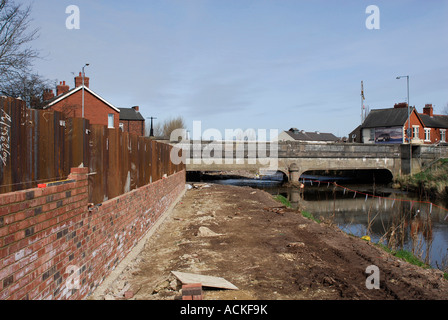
205;176;448;270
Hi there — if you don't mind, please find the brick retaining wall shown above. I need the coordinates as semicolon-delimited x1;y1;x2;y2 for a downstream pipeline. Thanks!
0;168;185;300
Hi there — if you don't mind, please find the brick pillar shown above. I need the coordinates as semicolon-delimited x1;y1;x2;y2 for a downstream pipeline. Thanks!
68;167;89;181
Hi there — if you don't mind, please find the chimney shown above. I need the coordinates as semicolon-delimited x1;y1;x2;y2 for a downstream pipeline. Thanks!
423;104;433;117
394;102;408;108
132;106;139;111
75;72;89;88
56;81;70;96
43;88;55;101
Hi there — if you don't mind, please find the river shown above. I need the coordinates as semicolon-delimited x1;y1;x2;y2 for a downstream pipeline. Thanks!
198;174;448;270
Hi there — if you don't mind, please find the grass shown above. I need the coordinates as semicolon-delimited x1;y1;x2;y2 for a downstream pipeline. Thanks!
301;210;321;223
375;244;448;279
375;243;431;269
394;249;430;268
274;195;291;208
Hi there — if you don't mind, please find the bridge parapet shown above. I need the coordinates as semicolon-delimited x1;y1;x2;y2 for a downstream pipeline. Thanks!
277;142;401;158
172;141;403;158
168;140;448;180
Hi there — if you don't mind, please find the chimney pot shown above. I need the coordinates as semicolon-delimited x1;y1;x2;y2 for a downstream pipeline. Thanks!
43;88;55;101
56;81;70;96
394;102;408;109
423;104;434;117
75;72;90;88
132;106;139;111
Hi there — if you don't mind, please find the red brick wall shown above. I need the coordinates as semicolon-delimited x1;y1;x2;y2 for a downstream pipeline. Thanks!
119;120;145;136
0;168;185;300
404;111;425;141
49;90;120;128
425;127;439;144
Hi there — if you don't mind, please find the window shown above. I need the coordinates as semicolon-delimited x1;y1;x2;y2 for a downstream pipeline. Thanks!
412;125;419;139
441;130;446;142
424;128;431;141
108;114;114;128
119;123;124;131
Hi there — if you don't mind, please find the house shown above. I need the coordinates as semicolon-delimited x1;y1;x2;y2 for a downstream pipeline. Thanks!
42;73;120;129
118;106;145;136
417;104;448;144
360;103;425;144
357;102;447;145
348;125;362;143
277;128;339;143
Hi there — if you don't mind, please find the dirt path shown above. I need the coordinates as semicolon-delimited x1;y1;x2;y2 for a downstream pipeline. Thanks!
92;184;448;300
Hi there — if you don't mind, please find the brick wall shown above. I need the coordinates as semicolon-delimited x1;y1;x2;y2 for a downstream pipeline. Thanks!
404;111;426;142
119;120;145;136
0;168;185;300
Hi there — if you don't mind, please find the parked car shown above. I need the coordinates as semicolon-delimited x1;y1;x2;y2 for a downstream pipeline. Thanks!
376;133;390;142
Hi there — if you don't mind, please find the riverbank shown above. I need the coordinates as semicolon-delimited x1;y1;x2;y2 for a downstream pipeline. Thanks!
395;158;448;202
92;183;448;300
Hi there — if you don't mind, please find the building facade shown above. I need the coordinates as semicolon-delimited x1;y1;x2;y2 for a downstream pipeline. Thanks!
118;106;145;136
359;103;448;145
42;73;120;129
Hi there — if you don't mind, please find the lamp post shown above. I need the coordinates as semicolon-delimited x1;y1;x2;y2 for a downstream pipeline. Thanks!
396;75;411;173
82;63;90;118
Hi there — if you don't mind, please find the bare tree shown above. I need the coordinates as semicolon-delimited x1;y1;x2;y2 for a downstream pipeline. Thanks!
0;0;40;87
442;102;448;116
161;116;186;138
0;72;54;108
146;116;186;139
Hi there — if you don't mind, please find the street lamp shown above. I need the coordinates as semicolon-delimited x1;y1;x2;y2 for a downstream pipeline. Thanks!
82;63;90;118
396;75;411;173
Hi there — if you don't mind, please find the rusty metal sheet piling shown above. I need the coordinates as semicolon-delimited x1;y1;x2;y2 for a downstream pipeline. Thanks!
0;97;185;202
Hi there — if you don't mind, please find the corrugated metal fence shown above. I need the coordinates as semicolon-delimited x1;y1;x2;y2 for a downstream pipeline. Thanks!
0;97;185;204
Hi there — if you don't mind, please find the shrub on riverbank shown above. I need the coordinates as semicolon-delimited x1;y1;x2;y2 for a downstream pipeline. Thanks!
395;158;448;201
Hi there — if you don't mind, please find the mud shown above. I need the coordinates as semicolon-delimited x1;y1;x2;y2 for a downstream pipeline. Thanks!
93;184;448;300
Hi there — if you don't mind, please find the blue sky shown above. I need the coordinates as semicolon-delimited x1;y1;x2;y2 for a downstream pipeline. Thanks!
24;0;448;138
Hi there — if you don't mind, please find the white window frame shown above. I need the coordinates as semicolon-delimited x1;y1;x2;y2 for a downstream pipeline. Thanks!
441;129;446;142
108;113;114;128
424;128;431;142
412;125;419;139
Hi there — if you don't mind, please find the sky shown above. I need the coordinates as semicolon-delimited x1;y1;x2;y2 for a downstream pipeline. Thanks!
22;0;448;139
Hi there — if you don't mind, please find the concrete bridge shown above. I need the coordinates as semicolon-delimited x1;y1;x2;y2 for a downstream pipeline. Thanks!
170;140;448;182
